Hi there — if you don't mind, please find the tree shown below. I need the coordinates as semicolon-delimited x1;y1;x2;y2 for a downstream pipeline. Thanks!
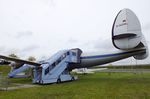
28;56;36;62
26;56;36;78
8;53;18;58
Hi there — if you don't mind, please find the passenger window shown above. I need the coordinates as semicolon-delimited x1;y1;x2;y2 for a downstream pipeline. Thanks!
62;54;66;59
57;58;61;63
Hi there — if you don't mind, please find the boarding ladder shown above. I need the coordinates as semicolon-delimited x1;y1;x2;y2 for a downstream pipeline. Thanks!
33;48;82;84
8;64;32;78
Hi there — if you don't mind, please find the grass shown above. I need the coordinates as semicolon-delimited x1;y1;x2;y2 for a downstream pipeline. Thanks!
0;73;150;99
95;64;150;69
0;66;150;99
0;66;32;84
0;65;11;76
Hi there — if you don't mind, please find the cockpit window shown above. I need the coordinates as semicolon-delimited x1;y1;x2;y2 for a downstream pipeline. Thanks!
72;52;76;56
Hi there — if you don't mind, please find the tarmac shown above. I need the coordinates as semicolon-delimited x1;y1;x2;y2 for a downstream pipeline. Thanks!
0;83;39;91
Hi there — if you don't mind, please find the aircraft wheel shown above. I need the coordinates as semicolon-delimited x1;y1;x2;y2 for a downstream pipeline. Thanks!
71;77;75;81
57;78;61;84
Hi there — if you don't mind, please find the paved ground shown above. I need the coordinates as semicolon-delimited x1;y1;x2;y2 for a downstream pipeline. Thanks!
0;84;39;91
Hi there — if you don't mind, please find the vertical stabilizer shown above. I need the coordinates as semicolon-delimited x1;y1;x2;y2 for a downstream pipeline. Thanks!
112;8;148;59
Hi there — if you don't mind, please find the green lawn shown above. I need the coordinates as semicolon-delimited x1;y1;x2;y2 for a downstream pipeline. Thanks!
95;64;150;69
0;72;150;99
0;66;11;76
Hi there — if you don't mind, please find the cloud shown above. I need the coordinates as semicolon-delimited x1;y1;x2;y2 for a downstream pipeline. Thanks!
0;47;20;56
143;22;150;31
15;31;33;38
21;45;40;52
38;55;48;61
42;0;56;7
0;46;6;52
93;38;114;51
67;38;78;44
0;0;149;65
0;44;40;58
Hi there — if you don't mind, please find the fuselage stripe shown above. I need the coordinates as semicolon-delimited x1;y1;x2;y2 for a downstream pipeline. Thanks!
80;50;142;59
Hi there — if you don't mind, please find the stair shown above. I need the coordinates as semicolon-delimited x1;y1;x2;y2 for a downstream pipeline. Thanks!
33;48;82;84
8;64;32;78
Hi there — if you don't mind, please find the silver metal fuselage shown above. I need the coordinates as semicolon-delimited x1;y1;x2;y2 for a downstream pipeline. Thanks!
69;49;145;69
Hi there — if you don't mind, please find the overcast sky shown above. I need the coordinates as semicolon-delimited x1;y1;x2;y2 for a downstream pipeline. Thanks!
0;0;150;64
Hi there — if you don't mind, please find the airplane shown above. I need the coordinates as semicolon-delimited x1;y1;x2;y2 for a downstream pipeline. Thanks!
72;68;107;74
0;8;148;84
0;59;11;65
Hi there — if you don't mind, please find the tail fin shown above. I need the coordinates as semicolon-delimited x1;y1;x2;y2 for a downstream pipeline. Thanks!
112;8;148;59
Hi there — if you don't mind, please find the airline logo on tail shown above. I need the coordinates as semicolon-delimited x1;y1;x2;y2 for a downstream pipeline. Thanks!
116;19;127;27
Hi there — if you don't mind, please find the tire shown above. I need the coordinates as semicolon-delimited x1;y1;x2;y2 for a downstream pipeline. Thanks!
57;78;61;84
71;77;75;81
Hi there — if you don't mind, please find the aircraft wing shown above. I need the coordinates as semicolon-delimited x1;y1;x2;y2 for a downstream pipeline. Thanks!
0;55;41;66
